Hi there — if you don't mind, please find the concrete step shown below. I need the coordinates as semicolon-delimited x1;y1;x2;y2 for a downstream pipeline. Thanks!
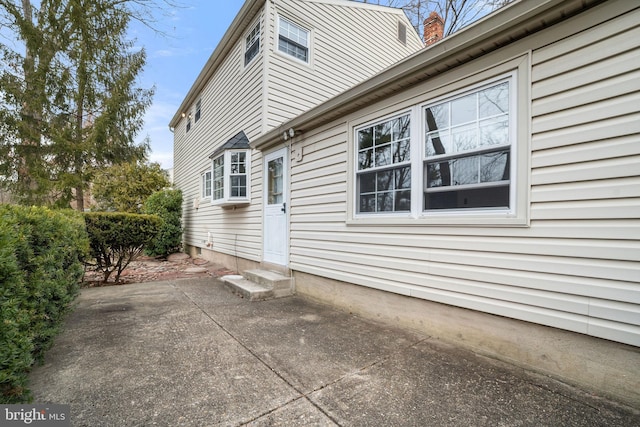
221;270;294;301
244;269;294;297
221;275;274;301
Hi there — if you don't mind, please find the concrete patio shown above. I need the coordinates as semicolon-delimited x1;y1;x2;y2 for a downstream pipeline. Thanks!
29;278;639;426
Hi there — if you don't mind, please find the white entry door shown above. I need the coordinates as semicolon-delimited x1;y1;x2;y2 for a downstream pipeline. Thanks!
263;148;288;265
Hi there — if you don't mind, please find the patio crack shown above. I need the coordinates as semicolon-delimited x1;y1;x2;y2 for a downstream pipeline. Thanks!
178;286;343;426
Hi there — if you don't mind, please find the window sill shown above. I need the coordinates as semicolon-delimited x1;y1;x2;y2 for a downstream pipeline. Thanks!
347;211;528;227
212;199;250;208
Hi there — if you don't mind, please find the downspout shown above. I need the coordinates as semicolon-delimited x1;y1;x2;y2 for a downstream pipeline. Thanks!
261;0;273;136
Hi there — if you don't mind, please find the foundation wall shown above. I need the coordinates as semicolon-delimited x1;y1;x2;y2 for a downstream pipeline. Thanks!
293;270;640;409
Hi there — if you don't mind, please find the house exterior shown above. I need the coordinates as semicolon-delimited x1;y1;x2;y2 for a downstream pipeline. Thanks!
172;0;640;408
246;0;639;407
169;0;423;266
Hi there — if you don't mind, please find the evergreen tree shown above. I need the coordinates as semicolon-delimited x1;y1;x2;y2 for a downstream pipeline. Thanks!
0;0;154;209
92;161;170;213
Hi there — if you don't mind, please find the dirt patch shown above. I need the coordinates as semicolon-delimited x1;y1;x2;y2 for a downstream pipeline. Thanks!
82;254;236;287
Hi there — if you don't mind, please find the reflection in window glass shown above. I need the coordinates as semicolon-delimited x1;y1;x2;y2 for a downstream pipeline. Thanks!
245;22;260;66
424;79;511;210
202;171;212;198
268;157;283;205
356;113;411;214
278;17;309;62
213;156;224;200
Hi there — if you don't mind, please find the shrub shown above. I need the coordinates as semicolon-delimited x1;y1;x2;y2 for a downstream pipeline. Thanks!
0;206;88;403
143;189;183;257
84;212;162;283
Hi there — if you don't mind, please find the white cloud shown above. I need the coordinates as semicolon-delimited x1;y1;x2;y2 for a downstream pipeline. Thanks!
137;99;178;169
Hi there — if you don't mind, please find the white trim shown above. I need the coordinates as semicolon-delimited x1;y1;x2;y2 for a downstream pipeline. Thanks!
211;149;252;207
201;168;212;201
421;71;516;217
244;18;261;67
347;59;529;227
262;147;289;266
276;14;311;66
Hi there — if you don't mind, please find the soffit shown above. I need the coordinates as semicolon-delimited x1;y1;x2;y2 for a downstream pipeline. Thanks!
169;0;264;127
251;0;606;150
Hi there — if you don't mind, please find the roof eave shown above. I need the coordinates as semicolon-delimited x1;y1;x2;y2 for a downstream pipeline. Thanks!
169;0;264;128
251;0;603;151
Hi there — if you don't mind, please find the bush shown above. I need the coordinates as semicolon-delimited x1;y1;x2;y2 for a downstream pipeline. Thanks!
84;212;162;283
0;206;88;403
143;189;183;257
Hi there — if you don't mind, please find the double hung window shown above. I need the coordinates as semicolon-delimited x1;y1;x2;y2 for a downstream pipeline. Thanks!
356;114;411;213
245;22;260;66
353;72;520;223
202;170;212;199
195;99;201;122
278;17;309;63
212;156;224;200
424;80;510;210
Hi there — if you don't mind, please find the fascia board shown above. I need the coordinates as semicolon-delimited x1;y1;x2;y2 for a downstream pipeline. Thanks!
169;0;264;127
251;0;603;150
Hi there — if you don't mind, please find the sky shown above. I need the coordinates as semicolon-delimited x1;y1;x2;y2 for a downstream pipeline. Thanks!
131;1;246;170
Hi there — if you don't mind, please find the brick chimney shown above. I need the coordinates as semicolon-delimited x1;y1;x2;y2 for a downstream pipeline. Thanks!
423;11;444;46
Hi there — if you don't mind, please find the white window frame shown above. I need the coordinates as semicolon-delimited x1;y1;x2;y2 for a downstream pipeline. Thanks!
348;56;530;227
422;74;514;214
211;149;251;206
277;16;310;64
244;21;261;66
201;169;212;199
355;111;413;214
195;99;202;123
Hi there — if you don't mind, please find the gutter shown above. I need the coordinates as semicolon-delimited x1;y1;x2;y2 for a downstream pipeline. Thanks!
251;0;604;151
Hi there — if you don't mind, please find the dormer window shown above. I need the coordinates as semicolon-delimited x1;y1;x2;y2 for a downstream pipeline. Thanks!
278;16;309;63
245;22;260;66
209;131;252;206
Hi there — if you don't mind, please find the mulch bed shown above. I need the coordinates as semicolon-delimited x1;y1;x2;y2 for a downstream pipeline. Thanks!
81;253;236;287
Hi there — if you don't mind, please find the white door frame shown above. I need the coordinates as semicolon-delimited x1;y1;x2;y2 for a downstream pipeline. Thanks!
262;147;289;266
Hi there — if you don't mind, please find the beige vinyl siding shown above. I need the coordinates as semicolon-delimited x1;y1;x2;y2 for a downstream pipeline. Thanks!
288;5;640;346
174;10;265;261
265;0;422;130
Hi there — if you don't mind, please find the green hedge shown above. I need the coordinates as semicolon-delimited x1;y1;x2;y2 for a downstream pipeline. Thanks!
84;212;162;283
0;206;89;403
143;189;183;257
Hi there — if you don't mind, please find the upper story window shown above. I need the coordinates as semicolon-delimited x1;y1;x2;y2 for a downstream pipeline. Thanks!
278;17;309;63
245;22;260;66
186;112;192;133
208;131;252;206
195;99;202;122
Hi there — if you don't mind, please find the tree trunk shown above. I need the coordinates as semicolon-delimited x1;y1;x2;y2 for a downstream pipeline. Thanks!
76;185;85;211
